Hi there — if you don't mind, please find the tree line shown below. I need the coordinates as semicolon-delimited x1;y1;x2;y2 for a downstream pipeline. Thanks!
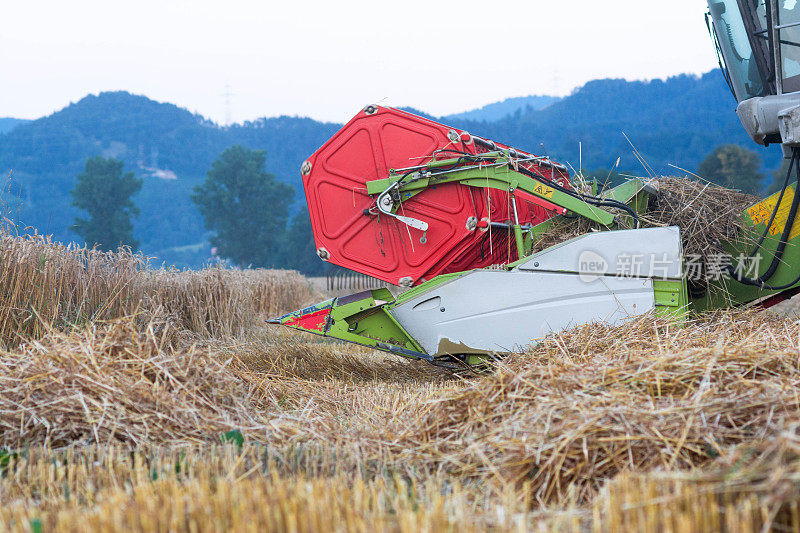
70;143;780;274
71;146;325;275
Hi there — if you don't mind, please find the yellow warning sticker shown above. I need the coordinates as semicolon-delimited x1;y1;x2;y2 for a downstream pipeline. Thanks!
532;183;555;199
746;187;800;241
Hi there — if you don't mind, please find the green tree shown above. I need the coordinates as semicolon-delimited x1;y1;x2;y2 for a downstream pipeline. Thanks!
71;156;142;250
697;145;765;194
192;146;294;267
767;158;794;195
279;207;327;276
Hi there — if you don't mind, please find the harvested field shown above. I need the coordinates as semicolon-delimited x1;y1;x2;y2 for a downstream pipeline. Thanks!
393;311;800;505
0;320;272;448
3;224;800;531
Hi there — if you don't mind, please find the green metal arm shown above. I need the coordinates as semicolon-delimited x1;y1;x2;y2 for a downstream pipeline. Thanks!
366;153;654;262
365;154;618;227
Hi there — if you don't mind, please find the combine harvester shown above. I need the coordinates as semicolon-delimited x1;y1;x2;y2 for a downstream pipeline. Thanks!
271;1;800;368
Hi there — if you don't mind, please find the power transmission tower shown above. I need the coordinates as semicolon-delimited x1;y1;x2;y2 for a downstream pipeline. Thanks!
223;83;234;126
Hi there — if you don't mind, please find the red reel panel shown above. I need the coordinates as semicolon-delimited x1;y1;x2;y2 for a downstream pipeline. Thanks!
302;106;569;286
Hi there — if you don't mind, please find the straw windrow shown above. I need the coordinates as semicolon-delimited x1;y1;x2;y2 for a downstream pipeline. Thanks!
391;311;800;505
642;177;760;259
532;176;760;264
0;319;272;448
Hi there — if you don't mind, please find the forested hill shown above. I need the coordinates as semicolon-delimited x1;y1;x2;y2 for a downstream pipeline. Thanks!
0;118;29;134
0;70;777;268
442;95;561;122
445;71;780;177
0;94;340;266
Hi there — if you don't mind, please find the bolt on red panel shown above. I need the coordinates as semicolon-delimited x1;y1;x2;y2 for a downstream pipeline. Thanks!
301;106;570;286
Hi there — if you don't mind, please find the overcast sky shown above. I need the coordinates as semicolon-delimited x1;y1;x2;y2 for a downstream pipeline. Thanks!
1;0;719;124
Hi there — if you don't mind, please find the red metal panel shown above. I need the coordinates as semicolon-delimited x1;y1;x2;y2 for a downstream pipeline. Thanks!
284;307;330;333
302;106;570;285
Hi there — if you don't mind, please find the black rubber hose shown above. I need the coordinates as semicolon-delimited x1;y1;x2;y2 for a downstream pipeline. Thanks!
419;154;640;227
748;149;796;255
735;269;800;291
514;166;640;228
727;148;800;288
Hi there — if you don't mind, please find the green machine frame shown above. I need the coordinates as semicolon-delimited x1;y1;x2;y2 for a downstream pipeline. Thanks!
272;151;800;366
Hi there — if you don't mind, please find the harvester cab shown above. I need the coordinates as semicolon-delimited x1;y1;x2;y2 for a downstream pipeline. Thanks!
707;0;800;147
270;3;800;368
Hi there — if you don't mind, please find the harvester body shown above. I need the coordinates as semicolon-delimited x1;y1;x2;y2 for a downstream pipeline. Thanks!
272;0;800;366
273;107;697;366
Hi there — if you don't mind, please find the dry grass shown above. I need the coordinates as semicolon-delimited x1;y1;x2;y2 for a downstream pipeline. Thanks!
392;311;800;505
2;228;800;530
229;333;453;384
0;319;272;448
643;177;759;259
1;307;799;531
0;231;315;346
0;445;557;533
592;426;800;531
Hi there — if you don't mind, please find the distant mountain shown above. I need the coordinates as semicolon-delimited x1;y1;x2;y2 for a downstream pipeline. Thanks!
0;118;29;135
397;107;437;121
0;92;339;266
445;71;782;178
443;95;561;122
0;72;779;269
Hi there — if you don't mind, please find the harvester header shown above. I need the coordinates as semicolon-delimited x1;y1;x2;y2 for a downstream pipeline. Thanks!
270;0;800;367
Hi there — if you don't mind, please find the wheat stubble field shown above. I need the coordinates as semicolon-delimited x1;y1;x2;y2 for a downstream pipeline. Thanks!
2;231;800;531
